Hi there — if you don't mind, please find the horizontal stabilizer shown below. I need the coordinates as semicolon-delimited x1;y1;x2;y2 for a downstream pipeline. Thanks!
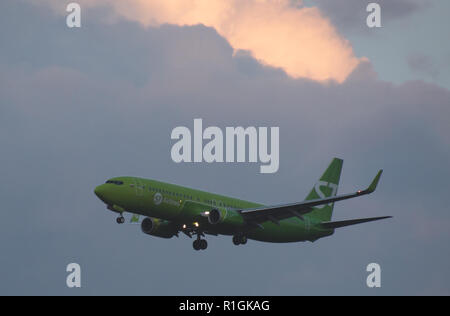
320;216;392;229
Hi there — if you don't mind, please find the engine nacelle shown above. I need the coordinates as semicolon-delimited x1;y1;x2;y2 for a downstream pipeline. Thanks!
141;217;178;239
208;208;245;227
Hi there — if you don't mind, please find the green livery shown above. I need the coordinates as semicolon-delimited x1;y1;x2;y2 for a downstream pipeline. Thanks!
94;158;391;251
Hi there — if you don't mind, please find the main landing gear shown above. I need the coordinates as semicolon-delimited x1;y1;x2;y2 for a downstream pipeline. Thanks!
192;232;208;251
182;226;208;251
193;238;208;251
232;235;247;246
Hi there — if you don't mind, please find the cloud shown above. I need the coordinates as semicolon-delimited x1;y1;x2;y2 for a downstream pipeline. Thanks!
37;0;362;83
313;0;430;33
407;53;439;79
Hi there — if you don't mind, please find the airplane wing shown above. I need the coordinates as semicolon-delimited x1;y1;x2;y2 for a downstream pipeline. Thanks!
240;170;383;225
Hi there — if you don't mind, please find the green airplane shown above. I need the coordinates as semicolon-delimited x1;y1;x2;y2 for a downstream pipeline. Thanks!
94;158;391;251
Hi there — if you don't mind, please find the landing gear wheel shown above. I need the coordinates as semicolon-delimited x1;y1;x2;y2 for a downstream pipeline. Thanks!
193;240;200;251
232;235;247;245
193;239;208;251
199;239;208;250
116;216;125;224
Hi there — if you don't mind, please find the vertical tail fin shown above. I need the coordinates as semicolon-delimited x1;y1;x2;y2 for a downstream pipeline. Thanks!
305;158;343;222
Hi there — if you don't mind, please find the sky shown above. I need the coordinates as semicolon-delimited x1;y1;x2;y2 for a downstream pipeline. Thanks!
313;0;450;89
0;0;449;295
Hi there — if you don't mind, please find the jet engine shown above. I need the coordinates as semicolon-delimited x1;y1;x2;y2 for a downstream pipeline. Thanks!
141;217;178;239
208;208;245;227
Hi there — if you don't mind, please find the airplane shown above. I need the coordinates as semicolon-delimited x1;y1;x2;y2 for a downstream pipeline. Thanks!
94;158;392;251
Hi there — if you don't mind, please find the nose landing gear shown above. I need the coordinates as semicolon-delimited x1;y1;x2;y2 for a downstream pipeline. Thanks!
116;215;125;224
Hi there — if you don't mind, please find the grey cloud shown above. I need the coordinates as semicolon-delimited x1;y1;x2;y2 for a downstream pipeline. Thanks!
310;0;430;33
0;0;449;295
407;53;439;79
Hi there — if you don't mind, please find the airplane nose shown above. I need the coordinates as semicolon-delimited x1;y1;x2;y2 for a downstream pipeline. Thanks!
94;185;106;200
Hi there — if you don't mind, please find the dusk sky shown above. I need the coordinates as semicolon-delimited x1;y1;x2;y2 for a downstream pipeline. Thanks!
1;0;449;295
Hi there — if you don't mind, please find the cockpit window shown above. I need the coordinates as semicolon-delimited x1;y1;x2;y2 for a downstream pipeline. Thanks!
106;180;124;185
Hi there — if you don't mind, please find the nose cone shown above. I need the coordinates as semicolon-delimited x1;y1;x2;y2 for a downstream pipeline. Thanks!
94;185;107;202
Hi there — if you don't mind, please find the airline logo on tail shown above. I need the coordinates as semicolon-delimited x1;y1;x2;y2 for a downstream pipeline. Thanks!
314;181;338;209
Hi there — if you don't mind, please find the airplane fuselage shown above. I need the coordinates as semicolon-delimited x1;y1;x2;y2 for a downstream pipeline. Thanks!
94;176;334;243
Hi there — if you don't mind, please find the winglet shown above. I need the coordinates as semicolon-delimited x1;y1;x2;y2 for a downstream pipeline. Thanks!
366;169;383;194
